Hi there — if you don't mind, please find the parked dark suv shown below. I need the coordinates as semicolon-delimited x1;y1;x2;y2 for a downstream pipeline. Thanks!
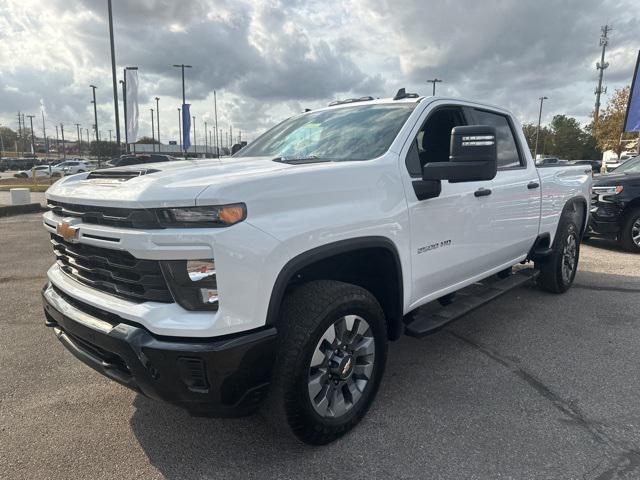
588;155;640;252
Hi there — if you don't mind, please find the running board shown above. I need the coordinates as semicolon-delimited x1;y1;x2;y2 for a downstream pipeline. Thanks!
404;269;539;338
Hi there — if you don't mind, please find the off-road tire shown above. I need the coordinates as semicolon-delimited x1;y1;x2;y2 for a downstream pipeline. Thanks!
262;280;387;445
536;212;581;293
619;207;640;253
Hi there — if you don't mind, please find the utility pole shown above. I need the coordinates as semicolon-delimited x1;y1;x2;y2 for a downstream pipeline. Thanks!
155;97;160;149
150;108;155;152
205;121;208;155
107;0;120;148
109;129;112;143
60;124;66;159
178;108;182;154
172;64;192;157
27;115;36;155
534;96;548;159
192;116;197;155
594;25;611;124
230;125;233;148
75;123;82;154
426;78;443;96
214;90;219;158
0;124;4;159
17;112;23;157
41;108;48;157
90;85;99;141
55;125;59;159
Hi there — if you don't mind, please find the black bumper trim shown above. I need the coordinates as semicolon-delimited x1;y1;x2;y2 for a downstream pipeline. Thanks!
43;283;277;417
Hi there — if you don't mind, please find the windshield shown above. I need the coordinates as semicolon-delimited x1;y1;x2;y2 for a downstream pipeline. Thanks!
614;156;640;173
236;104;416;161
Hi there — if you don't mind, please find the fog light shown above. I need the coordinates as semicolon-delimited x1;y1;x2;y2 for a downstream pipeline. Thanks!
160;259;219;311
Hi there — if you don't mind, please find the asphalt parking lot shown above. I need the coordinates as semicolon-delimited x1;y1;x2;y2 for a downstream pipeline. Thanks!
2;214;640;480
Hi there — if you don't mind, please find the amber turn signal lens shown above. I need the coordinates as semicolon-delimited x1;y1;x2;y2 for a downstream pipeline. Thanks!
219;205;245;225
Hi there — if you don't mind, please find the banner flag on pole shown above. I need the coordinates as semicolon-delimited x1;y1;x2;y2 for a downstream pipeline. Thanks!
182;104;191;150
624;50;640;133
125;69;140;142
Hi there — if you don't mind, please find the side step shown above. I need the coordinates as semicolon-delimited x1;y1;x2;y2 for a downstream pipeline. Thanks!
404;269;539;338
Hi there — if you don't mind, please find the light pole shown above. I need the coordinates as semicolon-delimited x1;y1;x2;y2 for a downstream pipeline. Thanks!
426;78;443;95
107;0;121;148
90;85;99;142
155;97;160;151
204;121;208;155
172;64;192;156
150;108;155;153
0;124;4;159
214;90;219;158
27;115;36;155
60;124;66;160
534;96;548;160
41;108;48;157
75;123;82;155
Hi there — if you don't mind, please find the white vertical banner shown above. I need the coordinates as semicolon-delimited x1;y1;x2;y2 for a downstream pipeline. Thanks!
125;69;139;142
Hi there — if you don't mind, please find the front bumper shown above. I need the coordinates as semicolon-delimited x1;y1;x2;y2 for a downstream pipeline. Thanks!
42;282;277;417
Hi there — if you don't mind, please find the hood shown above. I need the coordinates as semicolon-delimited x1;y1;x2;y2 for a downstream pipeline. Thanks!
46;157;293;208
593;172;640;186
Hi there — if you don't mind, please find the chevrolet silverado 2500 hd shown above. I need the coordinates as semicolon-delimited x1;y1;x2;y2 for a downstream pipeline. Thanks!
42;92;591;445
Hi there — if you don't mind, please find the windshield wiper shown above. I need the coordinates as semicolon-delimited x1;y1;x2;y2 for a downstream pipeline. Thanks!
272;155;334;165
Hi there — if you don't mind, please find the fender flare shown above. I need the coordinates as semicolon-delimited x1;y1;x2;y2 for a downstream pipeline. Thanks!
264;236;404;333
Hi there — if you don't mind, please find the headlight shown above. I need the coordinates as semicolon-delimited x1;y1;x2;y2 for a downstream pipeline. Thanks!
593;186;623;195
156;203;246;228
160;259;218;311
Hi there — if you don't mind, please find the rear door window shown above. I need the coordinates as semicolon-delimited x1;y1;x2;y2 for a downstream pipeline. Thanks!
472;109;524;169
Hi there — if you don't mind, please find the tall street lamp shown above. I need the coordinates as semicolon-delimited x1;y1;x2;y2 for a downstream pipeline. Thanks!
534;96;548;160
155;97;160;151
192;115;197;156
426;78;443;95
107;0;120;147
150;108;155;153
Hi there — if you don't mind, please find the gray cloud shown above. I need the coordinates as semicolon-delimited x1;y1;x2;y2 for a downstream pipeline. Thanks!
1;0;638;142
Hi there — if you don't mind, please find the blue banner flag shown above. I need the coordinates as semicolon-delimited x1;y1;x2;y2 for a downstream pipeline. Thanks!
624;50;640;133
182;104;191;149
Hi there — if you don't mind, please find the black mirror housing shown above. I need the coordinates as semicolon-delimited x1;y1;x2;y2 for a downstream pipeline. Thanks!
422;125;498;183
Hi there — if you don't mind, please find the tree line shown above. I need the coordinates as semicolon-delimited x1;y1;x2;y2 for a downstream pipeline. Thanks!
522;86;637;160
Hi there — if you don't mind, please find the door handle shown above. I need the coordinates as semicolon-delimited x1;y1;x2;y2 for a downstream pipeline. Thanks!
527;181;540;189
474;188;492;197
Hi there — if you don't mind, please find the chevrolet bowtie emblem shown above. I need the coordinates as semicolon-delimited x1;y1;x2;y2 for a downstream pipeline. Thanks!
57;221;79;242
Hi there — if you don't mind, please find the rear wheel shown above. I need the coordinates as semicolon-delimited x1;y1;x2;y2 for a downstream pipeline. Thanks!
536;213;580;293
619;208;640;253
263;280;387;445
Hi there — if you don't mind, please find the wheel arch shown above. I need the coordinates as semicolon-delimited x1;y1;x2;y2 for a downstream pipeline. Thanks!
265;236;405;341
558;195;589;242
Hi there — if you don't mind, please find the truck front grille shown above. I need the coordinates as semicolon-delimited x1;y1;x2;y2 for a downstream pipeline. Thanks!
47;200;164;229
51;234;173;303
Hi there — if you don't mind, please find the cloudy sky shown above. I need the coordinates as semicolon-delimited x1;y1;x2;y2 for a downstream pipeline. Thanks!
1;0;638;145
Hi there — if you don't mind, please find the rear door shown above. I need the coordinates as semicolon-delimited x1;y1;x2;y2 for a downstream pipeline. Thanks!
468;108;541;264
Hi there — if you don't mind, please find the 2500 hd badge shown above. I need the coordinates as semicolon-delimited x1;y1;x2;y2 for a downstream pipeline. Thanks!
418;239;452;254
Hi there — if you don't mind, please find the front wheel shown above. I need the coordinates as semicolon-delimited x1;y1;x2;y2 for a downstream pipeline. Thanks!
619;208;640;253
536;215;580;293
263;280;387;445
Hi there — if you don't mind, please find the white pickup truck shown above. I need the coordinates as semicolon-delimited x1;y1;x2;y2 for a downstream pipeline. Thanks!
42;91;591;445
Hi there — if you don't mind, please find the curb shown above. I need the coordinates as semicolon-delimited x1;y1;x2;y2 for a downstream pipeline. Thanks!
0;203;45;217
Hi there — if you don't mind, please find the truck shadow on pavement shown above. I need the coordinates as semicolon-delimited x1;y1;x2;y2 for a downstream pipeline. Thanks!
127;271;640;480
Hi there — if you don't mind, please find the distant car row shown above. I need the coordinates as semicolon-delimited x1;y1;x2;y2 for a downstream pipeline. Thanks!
13;160;94;178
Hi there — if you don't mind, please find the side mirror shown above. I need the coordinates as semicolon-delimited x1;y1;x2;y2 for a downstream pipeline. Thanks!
422;125;498;183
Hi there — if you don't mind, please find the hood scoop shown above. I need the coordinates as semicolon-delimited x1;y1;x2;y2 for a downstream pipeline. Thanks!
86;168;160;182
